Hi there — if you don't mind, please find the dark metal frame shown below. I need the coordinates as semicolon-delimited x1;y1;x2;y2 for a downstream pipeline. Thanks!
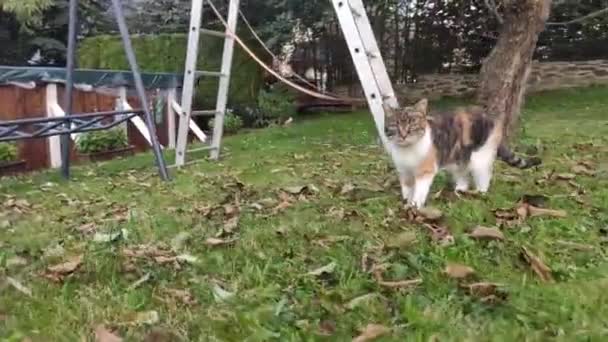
0;110;141;142
0;0;171;181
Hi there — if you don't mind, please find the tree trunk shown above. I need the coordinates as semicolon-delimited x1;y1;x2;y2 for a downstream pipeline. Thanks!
476;0;552;139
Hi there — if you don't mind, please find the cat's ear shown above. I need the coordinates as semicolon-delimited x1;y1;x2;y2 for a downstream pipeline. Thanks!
413;98;428;115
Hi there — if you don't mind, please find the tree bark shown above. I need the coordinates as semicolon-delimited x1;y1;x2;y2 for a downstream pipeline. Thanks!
476;0;552;139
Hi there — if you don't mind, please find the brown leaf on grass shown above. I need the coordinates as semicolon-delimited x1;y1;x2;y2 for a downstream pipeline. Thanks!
222;215;240;234
352;324;390;342
416;207;443;221
142;329;180;342
377;279;422;289
555;173;576;181
313;235;351;249
282;184;318;197
94;325;122;342
223;204;239;216
6;277;32;297
469;226;504;241
340;182;356;196
163;288;197;306
204;237;238;247
317;320;337;336
572;162;596;176
444;264;475;279
493;208;521;227
307;262;337;276
555;240;595;252
272;199;293;214
527;205;567;218
422;223;455;246
42;255;83;282
77;222;97;235
461;282;505;298
521;247;553;282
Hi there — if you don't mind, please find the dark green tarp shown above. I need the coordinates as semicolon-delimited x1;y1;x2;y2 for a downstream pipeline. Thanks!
0;66;186;89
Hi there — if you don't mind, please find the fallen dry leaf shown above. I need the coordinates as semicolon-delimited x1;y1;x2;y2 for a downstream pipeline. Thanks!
572;162;596;176
163;288;197;306
317;320;337;336
94;325;122;342
345;293;383;310
444;263;475;279
42;255;83;282
416;207;443;221
527;205;567;218
340;182;356;196
555;173;576;181
422;223;454;246
521;247;553;282
6;277;32;297
352;324;390;342
469;226;505;241
212;283;235;301
307;262;337;276
554;240;595;251
142;329;179;342
282;185;309;195
134;310;160;325
377;279;422;289
205;237;238;247
461;282;505;298
222;215;240;234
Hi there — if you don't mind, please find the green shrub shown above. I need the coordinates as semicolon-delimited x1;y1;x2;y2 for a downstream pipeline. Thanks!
78;33;266;108
76;129;129;154
257;86;296;124
0;143;18;163
209;112;244;134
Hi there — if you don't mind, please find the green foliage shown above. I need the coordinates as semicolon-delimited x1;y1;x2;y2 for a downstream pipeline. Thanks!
0;142;18;162
257;86;296;124
75;129;128;154
0;0;54;30
208;113;244;134
78;33;266;108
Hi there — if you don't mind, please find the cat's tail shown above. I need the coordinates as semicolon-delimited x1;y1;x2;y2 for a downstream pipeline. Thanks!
497;144;542;169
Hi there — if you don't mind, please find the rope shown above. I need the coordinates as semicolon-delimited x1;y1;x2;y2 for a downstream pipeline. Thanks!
238;8;340;96
207;0;364;103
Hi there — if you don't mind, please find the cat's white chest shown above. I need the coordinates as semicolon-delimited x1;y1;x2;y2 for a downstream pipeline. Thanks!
387;128;432;173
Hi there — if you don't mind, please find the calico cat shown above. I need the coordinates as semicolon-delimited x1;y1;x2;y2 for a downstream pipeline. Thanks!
384;98;541;208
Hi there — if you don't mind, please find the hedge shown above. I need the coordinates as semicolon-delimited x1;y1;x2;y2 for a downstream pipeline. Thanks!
78;33;267;108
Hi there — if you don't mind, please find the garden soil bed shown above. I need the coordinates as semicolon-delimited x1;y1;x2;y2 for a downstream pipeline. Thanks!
0;160;27;177
78;146;135;163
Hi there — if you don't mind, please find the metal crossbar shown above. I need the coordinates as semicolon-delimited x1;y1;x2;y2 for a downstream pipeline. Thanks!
0;110;141;142
0;0;170;181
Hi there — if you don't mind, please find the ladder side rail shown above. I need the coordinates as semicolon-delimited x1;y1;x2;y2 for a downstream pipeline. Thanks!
175;0;205;166
209;0;241;159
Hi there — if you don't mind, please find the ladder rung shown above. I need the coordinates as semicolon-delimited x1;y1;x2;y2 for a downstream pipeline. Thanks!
188;146;217;153
200;29;227;38
196;71;225;77
192;110;219;116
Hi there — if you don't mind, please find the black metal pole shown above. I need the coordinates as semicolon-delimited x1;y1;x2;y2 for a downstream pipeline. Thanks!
110;0;170;181
61;0;79;179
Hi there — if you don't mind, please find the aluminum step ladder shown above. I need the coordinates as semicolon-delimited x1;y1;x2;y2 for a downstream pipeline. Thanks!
174;0;240;167
331;0;399;144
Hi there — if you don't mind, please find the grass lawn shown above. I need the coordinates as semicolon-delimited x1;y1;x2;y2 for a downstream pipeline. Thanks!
1;86;608;341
